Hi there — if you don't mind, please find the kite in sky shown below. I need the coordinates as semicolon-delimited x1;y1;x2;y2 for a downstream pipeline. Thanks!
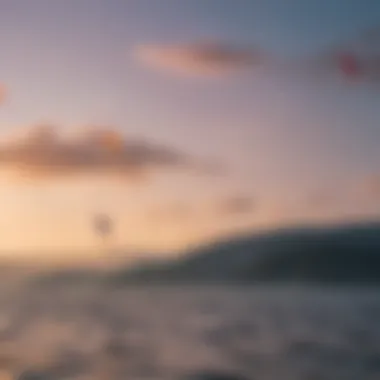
135;25;380;83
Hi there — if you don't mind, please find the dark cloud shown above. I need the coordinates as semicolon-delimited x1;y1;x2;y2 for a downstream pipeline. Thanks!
134;41;266;77
0;125;217;181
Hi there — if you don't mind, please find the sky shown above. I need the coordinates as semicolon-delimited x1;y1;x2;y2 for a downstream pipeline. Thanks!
0;0;380;261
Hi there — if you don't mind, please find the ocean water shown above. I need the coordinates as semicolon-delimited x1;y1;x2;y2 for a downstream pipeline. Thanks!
0;280;379;380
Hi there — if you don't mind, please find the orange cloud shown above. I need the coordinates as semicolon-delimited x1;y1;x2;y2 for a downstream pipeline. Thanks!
133;41;265;77
0;125;217;181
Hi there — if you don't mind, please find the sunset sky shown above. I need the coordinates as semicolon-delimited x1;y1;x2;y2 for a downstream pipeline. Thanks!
0;0;380;260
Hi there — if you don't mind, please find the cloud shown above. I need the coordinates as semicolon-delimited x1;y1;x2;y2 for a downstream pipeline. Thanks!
133;41;265;77
0;125;216;181
217;195;255;216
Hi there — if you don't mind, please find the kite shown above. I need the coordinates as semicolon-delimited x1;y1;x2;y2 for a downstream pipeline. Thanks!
321;26;380;82
93;213;113;245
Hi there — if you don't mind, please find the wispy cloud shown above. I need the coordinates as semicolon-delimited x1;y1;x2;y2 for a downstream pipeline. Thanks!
0;125;217;181
133;41;265;77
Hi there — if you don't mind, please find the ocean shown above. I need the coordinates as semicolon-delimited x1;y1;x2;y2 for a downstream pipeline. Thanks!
0;279;379;380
